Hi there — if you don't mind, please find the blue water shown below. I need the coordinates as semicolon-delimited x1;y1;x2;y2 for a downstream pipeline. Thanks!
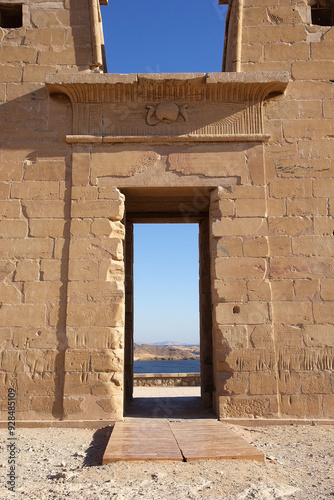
134;359;200;374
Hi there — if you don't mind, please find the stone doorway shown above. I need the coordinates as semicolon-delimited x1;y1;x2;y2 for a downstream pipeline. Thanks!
121;187;214;417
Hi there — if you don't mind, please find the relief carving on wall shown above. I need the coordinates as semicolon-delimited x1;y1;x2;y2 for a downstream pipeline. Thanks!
146;101;189;125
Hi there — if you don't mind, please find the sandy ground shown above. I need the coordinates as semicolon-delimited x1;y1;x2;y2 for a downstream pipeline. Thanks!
0;422;333;499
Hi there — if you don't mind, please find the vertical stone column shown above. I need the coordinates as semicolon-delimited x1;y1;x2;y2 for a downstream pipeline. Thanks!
210;186;278;419
64;148;125;421
124;220;134;404
199;218;213;407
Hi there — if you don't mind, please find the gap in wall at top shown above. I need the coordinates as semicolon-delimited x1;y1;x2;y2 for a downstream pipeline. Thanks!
101;0;227;73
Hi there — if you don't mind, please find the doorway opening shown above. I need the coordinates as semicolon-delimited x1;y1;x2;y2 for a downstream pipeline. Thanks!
122;187;214;418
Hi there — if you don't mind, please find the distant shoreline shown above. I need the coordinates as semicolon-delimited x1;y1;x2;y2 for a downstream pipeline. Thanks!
134;343;200;362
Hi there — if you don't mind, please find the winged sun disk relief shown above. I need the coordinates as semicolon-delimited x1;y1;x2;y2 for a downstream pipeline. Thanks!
146;101;189;126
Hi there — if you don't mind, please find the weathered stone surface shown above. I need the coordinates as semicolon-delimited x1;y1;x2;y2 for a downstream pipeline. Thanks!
0;0;333;424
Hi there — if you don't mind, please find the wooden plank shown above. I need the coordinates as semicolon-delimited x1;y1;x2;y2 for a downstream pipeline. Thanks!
170;420;264;462
103;421;183;463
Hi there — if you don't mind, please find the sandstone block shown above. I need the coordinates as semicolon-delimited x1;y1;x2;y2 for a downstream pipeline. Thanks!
30;397;59;414
91;350;123;372
40;260;62;281
215;372;248;396
292;236;334;256
24;161;67;181
280;394;321;418
71;199;124;220
243;237;269;257
13;260;39;282
213;279;247;302
269;216;312;236
12;327;61;350
0;220;28;238
271;280;294;301
215;257;267;279
270;179;312;198
214;325;248;349
66;303;124;327
0;181;10;199
265;42;309;62
92;150;160;180
0;351;24;372
68;260;99;281
303;325;334;347
215;237;243;257
266;198;286;216
287;198;327;216
313;179;334;198
69;237;123;261
96;395;122;414
218;395;270;418
249;372;277;395
321;279;334;301
275;324;304;347
24;282;64;304
250;325;274;348
11;181;59;200
91;219;125;238
64;373;91;395
314;217;334;235
71;186;98;200
65;350;90;372
26;350;60;373
0;200;21;218
23;201;67;218
267;236;292;256
67;281;124;304
247;280;271;301
278;372;300;395
29;219;65;238
0;304;45;327
323;395;334;418
294;279;320;301
90;373;123;396
66;327;123;350
313;302;334;324
0;260;15;280
301;373;331;394
17;373;55;397
292;61;334;80
62;398;84;415
216;302;269;325
272;302;313;325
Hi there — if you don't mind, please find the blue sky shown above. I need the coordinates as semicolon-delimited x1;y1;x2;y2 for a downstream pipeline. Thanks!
100;1;227;344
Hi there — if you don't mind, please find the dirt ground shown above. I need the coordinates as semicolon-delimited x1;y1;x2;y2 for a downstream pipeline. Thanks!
0;423;333;499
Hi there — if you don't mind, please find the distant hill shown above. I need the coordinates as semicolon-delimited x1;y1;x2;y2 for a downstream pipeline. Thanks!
153;340;199;347
134;343;200;361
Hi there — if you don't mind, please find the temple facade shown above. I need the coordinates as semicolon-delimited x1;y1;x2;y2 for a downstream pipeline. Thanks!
0;0;333;424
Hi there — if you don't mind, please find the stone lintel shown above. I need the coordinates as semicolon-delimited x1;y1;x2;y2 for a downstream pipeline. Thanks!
46;72;289;141
45;72;289;104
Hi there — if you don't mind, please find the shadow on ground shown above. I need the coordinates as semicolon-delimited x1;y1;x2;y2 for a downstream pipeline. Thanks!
84;425;114;466
125;396;216;419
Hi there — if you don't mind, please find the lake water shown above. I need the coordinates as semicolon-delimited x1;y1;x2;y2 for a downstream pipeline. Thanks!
134;359;200;374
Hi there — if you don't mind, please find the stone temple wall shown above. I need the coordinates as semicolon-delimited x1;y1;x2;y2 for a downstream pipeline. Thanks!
0;0;333;424
216;0;334;419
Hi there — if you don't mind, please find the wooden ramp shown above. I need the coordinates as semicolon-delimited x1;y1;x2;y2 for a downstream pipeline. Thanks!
103;420;264;463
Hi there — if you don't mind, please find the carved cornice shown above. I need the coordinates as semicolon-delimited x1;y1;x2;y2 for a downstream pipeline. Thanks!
45;72;289;143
